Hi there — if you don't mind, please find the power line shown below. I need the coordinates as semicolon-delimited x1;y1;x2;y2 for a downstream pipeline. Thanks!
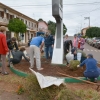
9;2;100;7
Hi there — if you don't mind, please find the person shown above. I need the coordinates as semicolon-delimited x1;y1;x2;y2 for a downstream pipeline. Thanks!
0;26;9;75
63;34;68;42
71;48;87;63
77;54;100;82
29;35;44;70
8;47;29;66
64;40;73;54
7;37;19;51
44;31;54;59
36;28;45;37
7;37;19;64
78;35;85;50
72;34;78;49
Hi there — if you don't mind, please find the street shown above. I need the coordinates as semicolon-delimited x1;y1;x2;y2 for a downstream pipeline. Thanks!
68;36;100;62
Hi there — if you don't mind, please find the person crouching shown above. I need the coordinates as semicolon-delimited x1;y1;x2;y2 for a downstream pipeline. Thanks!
77;54;100;82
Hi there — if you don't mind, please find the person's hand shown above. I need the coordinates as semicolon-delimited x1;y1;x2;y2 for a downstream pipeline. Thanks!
77;65;80;67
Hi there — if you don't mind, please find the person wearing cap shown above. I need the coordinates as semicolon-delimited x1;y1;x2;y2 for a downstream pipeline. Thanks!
29;34;44;70
72;34;78;49
77;54;100;82
71;48;87;63
44;30;54;59
8;46;29;66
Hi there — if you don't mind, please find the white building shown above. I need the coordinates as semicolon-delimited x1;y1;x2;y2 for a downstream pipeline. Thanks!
0;2;38;43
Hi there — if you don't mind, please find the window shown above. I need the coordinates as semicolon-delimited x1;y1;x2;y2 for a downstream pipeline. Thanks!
6;13;10;19
0;11;4;18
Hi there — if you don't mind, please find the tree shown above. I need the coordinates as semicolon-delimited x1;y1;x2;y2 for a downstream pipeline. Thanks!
47;20;67;35
8;18;27;41
86;27;100;38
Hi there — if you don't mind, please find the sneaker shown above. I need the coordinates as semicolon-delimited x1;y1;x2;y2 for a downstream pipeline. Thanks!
1;72;9;75
94;78;98;83
37;68;44;71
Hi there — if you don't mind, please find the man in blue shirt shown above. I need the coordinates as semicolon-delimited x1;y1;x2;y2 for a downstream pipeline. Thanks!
29;35;44;70
77;54;100;82
44;31;54;59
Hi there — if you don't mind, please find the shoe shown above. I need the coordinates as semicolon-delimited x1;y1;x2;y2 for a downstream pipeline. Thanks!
37;68;43;70
1;72;9;75
94;78;98;83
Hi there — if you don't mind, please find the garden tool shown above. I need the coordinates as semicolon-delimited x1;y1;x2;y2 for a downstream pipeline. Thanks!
58;72;100;91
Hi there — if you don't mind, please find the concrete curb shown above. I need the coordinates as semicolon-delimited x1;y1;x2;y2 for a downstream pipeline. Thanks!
9;64;100;83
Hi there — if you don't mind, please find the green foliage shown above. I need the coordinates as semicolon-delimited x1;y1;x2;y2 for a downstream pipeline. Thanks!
69;60;80;70
47;20;67;35
8;18;27;34
86;27;100;38
38;18;43;21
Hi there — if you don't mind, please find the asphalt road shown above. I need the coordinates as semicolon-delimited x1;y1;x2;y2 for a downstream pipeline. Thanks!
68;36;100;62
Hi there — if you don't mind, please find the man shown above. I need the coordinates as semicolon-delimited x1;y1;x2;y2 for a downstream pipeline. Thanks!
71;48;87;63
0;26;9;75
77;54;100;82
36;28;45;37
29;35;44;70
44;31;54;59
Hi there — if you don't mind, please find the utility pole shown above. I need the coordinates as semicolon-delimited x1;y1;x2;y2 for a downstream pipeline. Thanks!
84;17;90;27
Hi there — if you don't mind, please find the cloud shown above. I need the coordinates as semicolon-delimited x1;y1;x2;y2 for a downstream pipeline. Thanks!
0;0;100;36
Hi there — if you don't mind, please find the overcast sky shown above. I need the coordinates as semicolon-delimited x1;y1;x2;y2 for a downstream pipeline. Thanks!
0;0;100;36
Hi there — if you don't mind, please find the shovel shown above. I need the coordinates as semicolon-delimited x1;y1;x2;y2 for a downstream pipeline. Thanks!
58;72;100;91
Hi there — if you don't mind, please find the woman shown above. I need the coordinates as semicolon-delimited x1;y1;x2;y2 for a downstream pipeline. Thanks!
77;54;100;82
73;34;78;50
0;26;9;75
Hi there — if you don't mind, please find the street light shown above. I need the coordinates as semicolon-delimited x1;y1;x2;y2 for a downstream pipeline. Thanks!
84;17;90;27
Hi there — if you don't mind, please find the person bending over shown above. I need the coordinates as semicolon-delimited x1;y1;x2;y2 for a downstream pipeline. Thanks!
8;47;29;66
77;54;100;82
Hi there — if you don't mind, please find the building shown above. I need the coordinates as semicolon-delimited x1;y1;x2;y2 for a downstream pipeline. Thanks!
38;20;48;33
0;2;38;43
81;27;90;36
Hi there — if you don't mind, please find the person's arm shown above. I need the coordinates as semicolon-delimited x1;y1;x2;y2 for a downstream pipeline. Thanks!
40;41;44;52
14;42;19;50
79;60;86;67
22;53;29;62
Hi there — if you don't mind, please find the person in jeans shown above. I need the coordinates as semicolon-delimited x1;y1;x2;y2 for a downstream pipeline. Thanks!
29;35;44;70
8;47;29;66
71;48;87;63
44;31;54;59
0;26;9;75
77;54;100;82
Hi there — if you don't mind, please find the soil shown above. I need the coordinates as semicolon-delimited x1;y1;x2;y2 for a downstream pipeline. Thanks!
14;58;88;77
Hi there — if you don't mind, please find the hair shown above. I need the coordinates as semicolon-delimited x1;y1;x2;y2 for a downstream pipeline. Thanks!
11;37;16;41
45;31;50;36
87;54;93;58
0;26;6;32
19;46;26;52
65;34;68;37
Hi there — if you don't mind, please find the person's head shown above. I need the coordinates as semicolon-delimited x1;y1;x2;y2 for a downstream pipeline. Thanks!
74;34;77;38
87;54;93;58
65;34;68;38
19;46;26;52
11;37;16;43
45;31;50;37
71;48;77;54
0;26;6;33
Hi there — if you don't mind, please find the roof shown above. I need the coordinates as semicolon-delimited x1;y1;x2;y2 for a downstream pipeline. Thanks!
0;2;38;24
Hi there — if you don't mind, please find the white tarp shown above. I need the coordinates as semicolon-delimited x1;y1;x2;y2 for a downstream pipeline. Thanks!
29;68;64;89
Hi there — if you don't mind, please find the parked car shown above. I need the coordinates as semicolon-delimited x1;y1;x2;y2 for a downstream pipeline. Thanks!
90;37;100;47
94;41;100;49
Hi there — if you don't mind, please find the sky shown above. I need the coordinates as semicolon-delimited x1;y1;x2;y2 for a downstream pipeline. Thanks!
0;0;100;36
